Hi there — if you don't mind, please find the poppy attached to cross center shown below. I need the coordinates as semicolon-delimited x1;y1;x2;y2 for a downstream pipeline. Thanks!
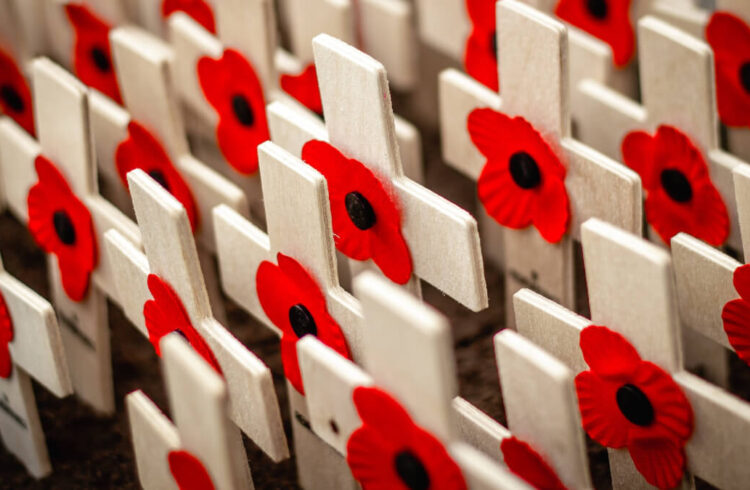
65;3;122;104
256;253;350;394
621;125;729;246
0;292;14;379
464;0;499;91
706;12;750;127
468;107;570;243
197;49;269;175
575;325;693;489
0;48;34;135
27;156;98;302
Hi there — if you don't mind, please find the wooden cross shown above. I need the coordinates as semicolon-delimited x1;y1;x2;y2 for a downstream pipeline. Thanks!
104;169;289;462
572;14;748;251
127;334;252;489
440;0;641;318
268;33;489;311
0;57;142;414
0;252;73;478
516;217;750;489
0;0;47;64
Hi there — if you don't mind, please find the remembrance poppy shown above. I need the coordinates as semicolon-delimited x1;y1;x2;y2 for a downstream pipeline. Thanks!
280;63;323;116
65;3;122;104
0;292;14;379
500;437;567;490
706;12;750;127
722;264;750;367
162;0;216;34
167;450;215;490
115;121;199;232
301;140;413;284
27;156;98;302
622;125;729;246
197;49;269;175
464;0;499;91
0;49;34;135
346;386;467;490
468;107;570;243
143;274;222;374
575;325;693;489
256;253;350;394
555;0;634;67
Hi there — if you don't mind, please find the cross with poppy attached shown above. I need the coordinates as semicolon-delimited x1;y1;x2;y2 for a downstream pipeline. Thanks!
268;33;489;312
127;333;252;490
0;252;73;479
295;271;529;489
671;165;750;387
440;0;642;321
516;217;750;489
573;14;750;252
0;58;143;415
104;169;289;462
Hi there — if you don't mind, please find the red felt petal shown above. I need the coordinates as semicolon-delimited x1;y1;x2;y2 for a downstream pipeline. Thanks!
706;12;750;55
281;335;304;394
468;108;513;160
256;260;295;332
734;264;750;301
0;293;13;379
280;64;323;115
532;177;570;243
465;0;496;29
714;63;750;127
631;362;693;443
621;131;657;189
277;253;327;309
627;437;686;489
352;386;419;443
575;371;631;448
579;325;642;380
57;255;91;302
162;0;216;33
478;165;535;229
464;31;499;91
369;222;413;285
686;180;730;247
0;345;11;379
346;425;403;489
0;49;35;135
301;139;352;192
167;450;216;490
722;298;750;367
500;437;567;490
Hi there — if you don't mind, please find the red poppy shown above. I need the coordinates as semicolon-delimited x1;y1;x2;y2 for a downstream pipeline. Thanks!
197;49;269;175
555;0;634;67
575;325;693;489
621;125;729;246
722;263;750;366
143;274;222;374
467;108;570;243
162;0;216;34
27;156;98;302
706;12;750;127
346;386;467;490
464;0;499;91
0;292;14;379
280;63;323;116
500;437;567;490
256;253;350;394
115;121;199;232
167;450;215;490
0;48;34;135
301;140;413;284
64;3;122;104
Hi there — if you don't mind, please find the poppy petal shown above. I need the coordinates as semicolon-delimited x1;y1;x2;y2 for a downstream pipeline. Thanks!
162;0;216;33
369;223;413;285
0;49;35;135
579;325;642;380
575;370;631;448
500;437;567;490
722;298;750;367
280;64;323;115
533;178;570;243
167;450;216;490
734;264;750;301
627;437;686;489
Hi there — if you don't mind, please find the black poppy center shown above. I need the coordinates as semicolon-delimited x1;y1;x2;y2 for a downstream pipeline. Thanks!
616;384;654;426
90;47;111;73
739;62;750;94
660;168;693;203
344;191;377;230
394;450;430;490
0;84;24;113
148;169;170;192
231;94;255;127
586;0;608;20
509;152;542;189
490;33;498;60
53;210;77;246
288;304;317;338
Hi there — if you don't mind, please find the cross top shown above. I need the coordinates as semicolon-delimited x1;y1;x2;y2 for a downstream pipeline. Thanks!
127;334;252;490
271;33;488;311
104;169;288;461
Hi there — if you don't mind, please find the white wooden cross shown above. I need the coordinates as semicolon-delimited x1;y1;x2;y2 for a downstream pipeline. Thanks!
268;33;489;312
572;14;749;251
127;334;252;489
0;252;73;478
440;0;641;319
104;169;289;462
295;271;532;489
0;0;48;62
0;57;142;414
516;217;750;489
